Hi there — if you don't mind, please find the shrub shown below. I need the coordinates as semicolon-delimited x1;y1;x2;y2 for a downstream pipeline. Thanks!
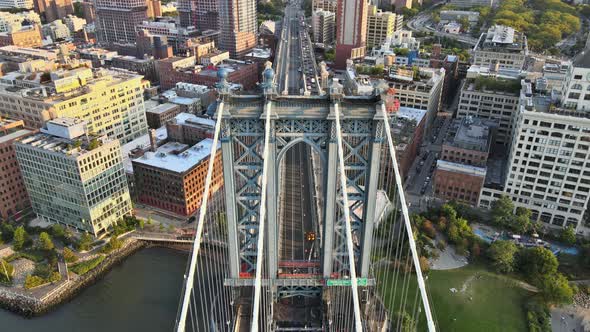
0;259;14;283
24;275;46;289
69;255;105;275
77;233;93;251
100;235;123;254
63;247;78;263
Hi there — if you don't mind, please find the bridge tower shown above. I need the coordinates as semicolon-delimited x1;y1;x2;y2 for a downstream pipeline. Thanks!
218;65;389;329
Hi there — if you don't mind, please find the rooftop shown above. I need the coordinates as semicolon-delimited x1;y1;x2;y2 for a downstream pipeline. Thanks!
477;25;527;54
174;112;215;127
464;75;522;95
444;116;496;152
132;138;218;173
437;159;487;177
18;131;108;157
396;106;427;124
146;102;179;115
573;51;590;69
121;126;167;173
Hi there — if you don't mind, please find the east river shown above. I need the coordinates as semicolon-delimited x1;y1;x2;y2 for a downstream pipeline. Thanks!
0;247;187;332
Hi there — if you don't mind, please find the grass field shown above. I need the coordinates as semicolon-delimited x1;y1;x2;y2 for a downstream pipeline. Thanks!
377;264;532;331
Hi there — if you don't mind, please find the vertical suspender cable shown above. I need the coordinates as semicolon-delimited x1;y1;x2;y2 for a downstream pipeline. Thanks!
380;103;436;332
333;103;363;332
176;100;224;332
251;100;273;332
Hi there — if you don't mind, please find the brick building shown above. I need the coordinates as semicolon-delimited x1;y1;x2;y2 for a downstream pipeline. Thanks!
166;113;215;145
434;117;496;205
0;118;34;220
145;102;181;128
132;139;223;216
156;56;259;90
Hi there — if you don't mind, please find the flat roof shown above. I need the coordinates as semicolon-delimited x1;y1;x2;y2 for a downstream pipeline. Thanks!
132;138;218;173
396;106;427;124
121;126;167;173
437;159;486;177
174;112;215;127
170;96;199;105
0;128;33;144
146;102;178;115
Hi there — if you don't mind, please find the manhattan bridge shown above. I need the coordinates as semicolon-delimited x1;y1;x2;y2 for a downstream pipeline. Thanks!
174;2;436;331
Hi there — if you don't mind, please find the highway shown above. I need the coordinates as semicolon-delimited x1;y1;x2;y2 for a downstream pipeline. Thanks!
406;7;479;46
279;143;316;266
274;0;321;95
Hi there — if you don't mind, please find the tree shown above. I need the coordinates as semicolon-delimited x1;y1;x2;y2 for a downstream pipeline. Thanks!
419;256;430;273
50;224;65;239
421;220;436;239
77;233;93;251
0;223;14;242
559;225;576;245
488;240;518;273
63;247;78;263
519;247;558;281
491;195;514;227
458;17;470;31
538;273;573;305
12;226;27;251
395;310;416;331
138;219;144;230
37;232;54;251
513;207;532;234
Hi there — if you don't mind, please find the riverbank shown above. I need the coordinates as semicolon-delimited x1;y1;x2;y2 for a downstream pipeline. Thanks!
0;236;191;318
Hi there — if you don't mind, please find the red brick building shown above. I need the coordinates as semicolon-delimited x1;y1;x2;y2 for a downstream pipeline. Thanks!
0;118;34;220
433;117;496;205
132;139;223;216
156;56;259;90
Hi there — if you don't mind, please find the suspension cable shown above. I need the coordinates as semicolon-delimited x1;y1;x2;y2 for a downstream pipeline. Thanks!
333;102;363;332
251;100;273;332
176;99;224;332
380;103;436;332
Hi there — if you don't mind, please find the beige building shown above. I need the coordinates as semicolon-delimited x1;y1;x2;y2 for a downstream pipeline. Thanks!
366;5;397;48
0;66;148;144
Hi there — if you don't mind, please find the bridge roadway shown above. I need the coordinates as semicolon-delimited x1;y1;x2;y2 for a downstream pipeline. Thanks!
275;0;320;95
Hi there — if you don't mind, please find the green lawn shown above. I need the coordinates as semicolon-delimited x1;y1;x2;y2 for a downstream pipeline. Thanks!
377;265;531;332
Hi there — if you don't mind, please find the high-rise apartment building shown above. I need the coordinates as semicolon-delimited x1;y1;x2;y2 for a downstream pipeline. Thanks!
0;66;148;144
473;25;528;70
0;118;33;220
334;0;368;69
178;0;218;30
366;5;397;48
15;118;133;237
81;0;95;24
456;65;523;145
479;80;590;231
218;0;257;58
312;10;335;45
94;0;148;44
33;0;73;23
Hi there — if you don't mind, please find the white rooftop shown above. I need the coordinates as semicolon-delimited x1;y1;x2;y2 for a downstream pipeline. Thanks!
395;106;427;124
146;102;178;115
121;126;167;173
132;138;218;173
174;112;215;127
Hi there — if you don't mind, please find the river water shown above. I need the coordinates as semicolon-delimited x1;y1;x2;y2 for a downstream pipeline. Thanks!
0;247;188;332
